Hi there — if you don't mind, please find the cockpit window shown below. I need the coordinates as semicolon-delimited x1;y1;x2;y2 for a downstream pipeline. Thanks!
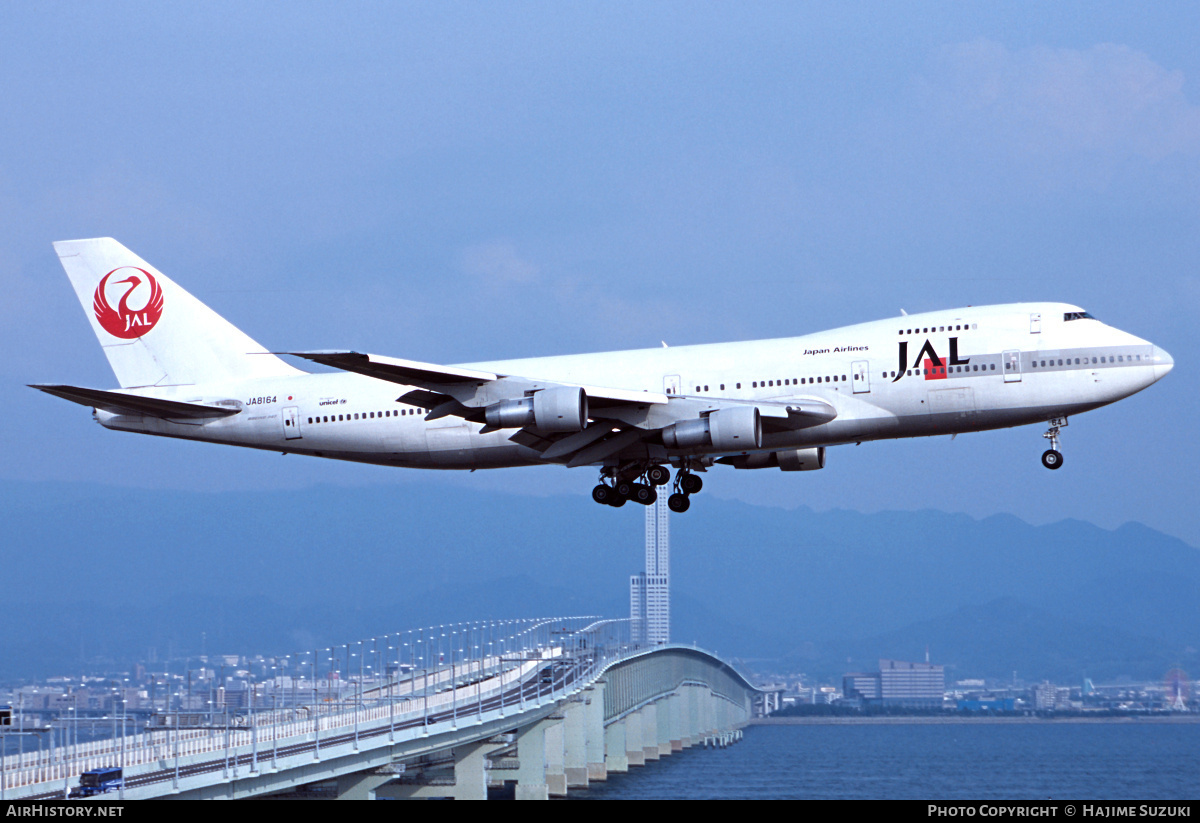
1064;311;1096;321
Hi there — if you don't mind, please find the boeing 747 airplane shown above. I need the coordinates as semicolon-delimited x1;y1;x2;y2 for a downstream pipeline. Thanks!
33;238;1173;512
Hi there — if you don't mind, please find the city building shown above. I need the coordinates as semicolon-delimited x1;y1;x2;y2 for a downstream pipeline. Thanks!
843;659;945;709
630;495;670;645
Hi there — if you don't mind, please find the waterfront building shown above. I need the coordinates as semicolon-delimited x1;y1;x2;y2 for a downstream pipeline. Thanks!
843;659;945;708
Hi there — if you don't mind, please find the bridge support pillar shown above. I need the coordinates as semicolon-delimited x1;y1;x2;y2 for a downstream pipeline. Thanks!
584;682;607;782
710;698;723;745
336;770;394;801
604;716;628;773
700;686;715;742
376;741;492;800
669;689;684;752
449;741;491;800
642;701;660;761
694;684;713;744
562;697;589;789
683;684;699;748
514;715;559;801
624;708;645;766
544;714;567;797
656;694;673;757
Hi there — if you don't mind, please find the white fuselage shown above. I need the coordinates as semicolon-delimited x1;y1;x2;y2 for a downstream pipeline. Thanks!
95;302;1172;470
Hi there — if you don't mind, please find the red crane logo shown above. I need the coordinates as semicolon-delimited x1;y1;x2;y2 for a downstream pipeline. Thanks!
93;267;164;339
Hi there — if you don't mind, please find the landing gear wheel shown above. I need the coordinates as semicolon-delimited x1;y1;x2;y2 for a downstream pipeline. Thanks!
616;480;635;499
632;484;657;505
1041;420;1065;469
1041;449;1063;470
647;465;671;486
608;495;627;507
667;493;691;513
592;484;614;505
679;473;703;494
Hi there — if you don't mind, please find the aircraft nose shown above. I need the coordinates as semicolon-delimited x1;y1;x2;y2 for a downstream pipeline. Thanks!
1152;346;1174;381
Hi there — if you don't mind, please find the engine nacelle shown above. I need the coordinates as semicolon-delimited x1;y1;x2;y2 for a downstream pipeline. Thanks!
776;447;825;471
662;406;762;451
484;386;588;432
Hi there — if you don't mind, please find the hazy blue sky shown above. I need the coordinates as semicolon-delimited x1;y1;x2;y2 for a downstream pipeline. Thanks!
4;2;1198;544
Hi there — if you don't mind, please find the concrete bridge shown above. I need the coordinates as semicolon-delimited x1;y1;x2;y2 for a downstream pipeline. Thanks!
1;617;765;800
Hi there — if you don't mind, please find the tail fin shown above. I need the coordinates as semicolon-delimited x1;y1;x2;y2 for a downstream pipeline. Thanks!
54;238;303;388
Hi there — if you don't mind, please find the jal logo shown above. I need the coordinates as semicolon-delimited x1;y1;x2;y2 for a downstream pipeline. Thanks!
892;338;969;382
93;267;164;339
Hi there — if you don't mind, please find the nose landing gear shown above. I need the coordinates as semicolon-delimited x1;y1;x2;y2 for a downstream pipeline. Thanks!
1041;418;1066;470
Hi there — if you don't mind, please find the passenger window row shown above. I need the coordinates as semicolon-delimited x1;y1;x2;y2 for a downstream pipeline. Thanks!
879;364;995;380
899;324;975;335
307;408;420;425
1030;354;1142;368
693;375;848;394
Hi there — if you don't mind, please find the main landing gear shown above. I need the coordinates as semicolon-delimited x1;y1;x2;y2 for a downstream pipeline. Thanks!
592;463;703;511
667;470;703;513
593;464;665;508
1041;418;1065;470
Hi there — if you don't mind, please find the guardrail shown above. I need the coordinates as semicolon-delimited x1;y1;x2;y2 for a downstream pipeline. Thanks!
1;616;639;799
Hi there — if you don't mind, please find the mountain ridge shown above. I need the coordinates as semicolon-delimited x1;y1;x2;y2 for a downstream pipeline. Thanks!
3;479;1195;681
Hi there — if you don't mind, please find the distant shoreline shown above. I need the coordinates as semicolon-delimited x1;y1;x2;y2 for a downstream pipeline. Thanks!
750;715;1200;725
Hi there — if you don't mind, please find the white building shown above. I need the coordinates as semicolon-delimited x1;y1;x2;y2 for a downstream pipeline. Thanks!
630;495;670;645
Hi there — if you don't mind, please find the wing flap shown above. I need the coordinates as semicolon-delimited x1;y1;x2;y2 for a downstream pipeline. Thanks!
566;428;646;468
30;384;240;419
539;423;620;460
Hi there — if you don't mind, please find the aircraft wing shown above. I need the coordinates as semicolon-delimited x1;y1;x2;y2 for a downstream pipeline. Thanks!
287;350;669;415
286;350;836;464
290;350;503;388
30;384;240;420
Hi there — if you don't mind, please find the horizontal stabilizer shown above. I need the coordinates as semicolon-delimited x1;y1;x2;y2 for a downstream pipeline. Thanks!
30;384;240;420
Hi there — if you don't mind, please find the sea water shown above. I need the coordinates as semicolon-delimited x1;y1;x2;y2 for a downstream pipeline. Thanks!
575;722;1199;800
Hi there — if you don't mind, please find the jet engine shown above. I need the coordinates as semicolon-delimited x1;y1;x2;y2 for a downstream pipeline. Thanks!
776;447;825;471
484;386;588;432
662;406;762;451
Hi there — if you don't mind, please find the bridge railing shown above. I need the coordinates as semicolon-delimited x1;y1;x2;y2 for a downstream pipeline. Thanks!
0;616;640;798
